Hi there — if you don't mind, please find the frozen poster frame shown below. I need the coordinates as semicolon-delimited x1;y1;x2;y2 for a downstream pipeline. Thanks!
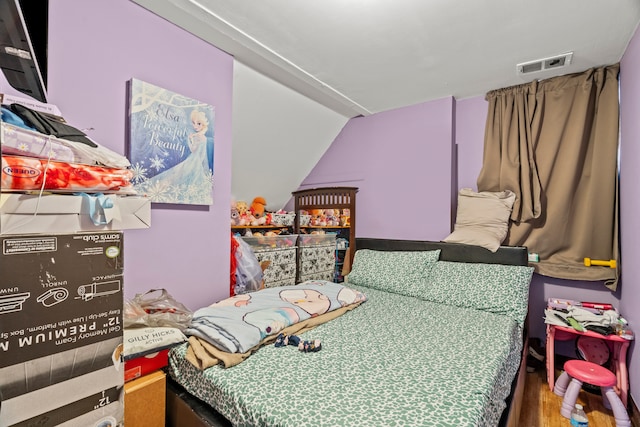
128;78;215;205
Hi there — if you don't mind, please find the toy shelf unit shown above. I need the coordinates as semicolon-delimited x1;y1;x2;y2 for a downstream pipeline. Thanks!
292;187;357;284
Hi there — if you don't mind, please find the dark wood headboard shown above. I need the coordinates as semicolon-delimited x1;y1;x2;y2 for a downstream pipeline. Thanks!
355;238;529;266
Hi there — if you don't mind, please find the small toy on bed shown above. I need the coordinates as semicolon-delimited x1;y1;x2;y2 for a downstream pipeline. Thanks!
299;339;322;352
275;333;322;352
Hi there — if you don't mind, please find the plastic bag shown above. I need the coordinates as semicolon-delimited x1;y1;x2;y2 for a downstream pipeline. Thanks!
233;235;264;295
123;288;193;331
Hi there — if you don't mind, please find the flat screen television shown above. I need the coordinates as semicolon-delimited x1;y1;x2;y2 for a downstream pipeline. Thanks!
0;0;48;103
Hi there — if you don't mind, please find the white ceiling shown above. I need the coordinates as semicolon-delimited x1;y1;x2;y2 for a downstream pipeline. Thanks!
130;0;640;210
132;0;640;118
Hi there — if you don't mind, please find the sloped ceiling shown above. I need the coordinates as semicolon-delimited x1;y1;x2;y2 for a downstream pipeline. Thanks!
131;0;640;208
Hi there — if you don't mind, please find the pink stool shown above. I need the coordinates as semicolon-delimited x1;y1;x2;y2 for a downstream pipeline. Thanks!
553;359;630;427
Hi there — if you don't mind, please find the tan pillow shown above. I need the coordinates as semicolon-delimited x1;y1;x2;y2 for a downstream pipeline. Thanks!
443;188;516;252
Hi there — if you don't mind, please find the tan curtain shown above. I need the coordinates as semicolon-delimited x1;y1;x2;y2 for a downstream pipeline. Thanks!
477;64;620;290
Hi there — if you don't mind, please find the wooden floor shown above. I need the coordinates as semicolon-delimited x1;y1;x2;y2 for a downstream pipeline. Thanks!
518;368;625;427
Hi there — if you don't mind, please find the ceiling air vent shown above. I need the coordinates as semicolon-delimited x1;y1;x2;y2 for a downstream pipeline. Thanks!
517;52;573;75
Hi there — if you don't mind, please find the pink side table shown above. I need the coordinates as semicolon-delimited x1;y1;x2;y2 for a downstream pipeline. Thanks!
546;324;631;407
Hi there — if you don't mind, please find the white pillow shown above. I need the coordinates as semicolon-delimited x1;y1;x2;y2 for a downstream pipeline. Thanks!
443;188;516;252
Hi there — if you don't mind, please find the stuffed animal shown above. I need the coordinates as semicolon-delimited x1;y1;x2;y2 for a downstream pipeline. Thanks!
250;196;267;218
236;200;249;216
340;208;351;227
249;196;269;226
309;209;327;227
236;200;251;226
231;205;240;226
325;209;340;226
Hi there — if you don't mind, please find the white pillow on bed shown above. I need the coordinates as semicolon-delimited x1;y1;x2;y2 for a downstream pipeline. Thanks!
346;249;441;296
443;188;516;252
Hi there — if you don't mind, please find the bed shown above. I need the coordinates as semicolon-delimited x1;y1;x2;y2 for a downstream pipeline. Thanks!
167;238;533;427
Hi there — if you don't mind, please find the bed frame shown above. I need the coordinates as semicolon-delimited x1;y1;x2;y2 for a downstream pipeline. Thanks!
166;238;530;427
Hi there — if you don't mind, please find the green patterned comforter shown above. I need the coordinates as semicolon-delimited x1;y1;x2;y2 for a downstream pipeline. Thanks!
168;284;523;427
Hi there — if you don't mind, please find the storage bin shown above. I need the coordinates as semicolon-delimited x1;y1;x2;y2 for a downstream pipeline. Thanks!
242;234;297;249
300;257;335;275
299;214;311;226
300;244;335;261
270;212;295;226
252;247;297;287
297;233;336;247
298;239;336;283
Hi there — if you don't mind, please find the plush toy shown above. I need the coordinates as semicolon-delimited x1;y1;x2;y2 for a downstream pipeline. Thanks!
236;200;249;216
250;196;267;218
309;209;327;227
230;205;240;226
340;208;351;227
249;196;269;226
325;209;340;226
236;200;251;226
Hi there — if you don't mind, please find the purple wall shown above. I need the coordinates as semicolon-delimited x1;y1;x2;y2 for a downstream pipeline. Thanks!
455;97;487;190
299;98;455;241
47;0;233;309
620;24;640;407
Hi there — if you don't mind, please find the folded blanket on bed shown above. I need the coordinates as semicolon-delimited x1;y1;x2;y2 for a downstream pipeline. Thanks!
185;281;366;356
186;303;361;369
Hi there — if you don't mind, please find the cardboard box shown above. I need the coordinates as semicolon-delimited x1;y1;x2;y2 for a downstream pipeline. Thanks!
125;370;166;427
0;192;150;235
124;348;170;382
0;232;125;426
0;365;124;426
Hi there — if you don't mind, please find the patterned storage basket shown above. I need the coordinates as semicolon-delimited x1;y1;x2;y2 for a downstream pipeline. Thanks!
299;214;311;226
271;212;295;226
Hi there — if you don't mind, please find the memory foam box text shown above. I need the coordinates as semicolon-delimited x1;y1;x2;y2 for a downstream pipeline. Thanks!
0;231;125;426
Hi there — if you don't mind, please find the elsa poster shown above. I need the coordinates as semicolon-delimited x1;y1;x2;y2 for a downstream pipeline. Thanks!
128;78;214;205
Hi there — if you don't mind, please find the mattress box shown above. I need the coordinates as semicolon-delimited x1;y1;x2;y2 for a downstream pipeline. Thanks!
0;364;124;427
124;370;166;427
0;231;124;426
0;232;124;367
0;192;150;235
124;349;170;382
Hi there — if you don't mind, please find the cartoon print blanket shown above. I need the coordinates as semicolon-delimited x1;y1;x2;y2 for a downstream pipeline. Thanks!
185;281;367;355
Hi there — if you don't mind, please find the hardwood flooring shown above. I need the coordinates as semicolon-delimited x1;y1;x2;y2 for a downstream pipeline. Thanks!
518;368;625;427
